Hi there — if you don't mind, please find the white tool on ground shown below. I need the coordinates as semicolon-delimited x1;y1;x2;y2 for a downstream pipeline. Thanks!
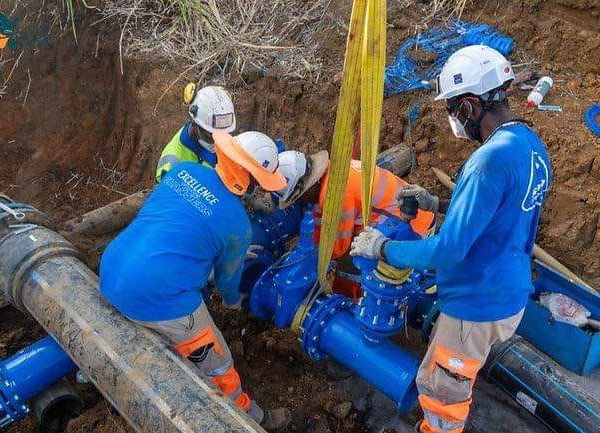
537;105;562;112
527;76;554;107
539;292;600;330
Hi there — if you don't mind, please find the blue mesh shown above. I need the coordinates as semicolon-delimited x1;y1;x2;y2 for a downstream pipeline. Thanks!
384;21;514;97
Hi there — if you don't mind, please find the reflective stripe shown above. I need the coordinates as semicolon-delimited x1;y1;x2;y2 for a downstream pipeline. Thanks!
341;209;357;221
336;229;353;240
372;170;390;207
315;210;354;226
157;154;181;169
422;409;465;433
207;360;234;378
229;385;243;400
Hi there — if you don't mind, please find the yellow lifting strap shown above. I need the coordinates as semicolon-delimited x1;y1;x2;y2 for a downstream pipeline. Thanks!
360;0;386;224
317;0;387;284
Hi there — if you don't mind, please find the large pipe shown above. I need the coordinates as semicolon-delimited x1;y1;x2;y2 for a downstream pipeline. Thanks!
484;336;600;433
61;191;149;238
317;304;419;412
0;205;265;433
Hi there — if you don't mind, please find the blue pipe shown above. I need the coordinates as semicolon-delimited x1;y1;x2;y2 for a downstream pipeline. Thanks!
299;294;420;413
585;103;600;139
319;309;420;412
0;336;77;427
250;208;317;327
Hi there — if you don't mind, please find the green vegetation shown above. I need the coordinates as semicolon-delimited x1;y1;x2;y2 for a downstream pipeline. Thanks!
65;0;94;41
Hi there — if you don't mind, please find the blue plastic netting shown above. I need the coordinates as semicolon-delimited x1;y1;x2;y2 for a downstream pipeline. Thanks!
384;21;514;97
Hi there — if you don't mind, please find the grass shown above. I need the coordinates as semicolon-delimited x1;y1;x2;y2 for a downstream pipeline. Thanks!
101;0;333;84
65;0;96;42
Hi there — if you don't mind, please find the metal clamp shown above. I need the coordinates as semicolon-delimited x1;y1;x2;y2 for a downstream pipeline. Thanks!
0;203;25;221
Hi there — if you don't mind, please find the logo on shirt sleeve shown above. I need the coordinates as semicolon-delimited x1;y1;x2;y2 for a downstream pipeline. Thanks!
521;151;550;212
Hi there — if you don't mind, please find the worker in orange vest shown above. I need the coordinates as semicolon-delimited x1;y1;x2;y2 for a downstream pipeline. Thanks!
275;150;435;259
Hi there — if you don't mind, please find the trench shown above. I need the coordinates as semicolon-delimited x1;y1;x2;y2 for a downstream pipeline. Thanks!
1;0;600;432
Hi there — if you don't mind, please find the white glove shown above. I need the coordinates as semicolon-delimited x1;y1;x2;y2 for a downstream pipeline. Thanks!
223;292;249;311
349;227;388;259
246;244;264;260
396;184;439;213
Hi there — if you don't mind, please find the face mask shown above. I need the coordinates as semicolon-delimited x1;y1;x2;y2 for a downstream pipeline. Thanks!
448;115;471;140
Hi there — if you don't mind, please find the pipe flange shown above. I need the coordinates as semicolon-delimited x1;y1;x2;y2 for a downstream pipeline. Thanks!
0;380;30;427
300;295;352;361
9;241;83;311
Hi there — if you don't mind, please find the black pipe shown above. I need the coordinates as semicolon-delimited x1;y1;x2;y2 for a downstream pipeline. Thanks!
30;380;83;433
484;336;600;433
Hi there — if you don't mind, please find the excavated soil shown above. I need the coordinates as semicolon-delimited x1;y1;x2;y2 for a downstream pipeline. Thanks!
1;0;599;432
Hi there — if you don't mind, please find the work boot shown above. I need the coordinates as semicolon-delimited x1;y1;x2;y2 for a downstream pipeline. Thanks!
261;407;292;431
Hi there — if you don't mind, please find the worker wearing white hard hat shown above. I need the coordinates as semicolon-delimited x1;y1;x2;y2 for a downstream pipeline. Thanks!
155;85;236;183
350;45;553;433
100;130;291;430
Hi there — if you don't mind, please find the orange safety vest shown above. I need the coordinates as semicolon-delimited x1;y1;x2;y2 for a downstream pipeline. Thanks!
314;160;434;259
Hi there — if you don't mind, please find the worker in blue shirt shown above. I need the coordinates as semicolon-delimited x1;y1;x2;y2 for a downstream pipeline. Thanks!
350;46;552;433
100;131;291;430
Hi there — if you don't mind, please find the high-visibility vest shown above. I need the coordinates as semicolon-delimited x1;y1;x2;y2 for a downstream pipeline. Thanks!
155;124;215;182
314;160;435;259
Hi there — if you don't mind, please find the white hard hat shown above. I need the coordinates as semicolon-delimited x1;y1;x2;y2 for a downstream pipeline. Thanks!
277;151;308;202
435;45;515;101
189;86;236;133
213;131;286;191
235;131;280;174
276;150;329;209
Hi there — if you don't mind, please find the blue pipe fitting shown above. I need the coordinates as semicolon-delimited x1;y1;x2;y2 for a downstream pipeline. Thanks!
355;272;413;338
241;203;303;294
250;208;317;328
300;295;353;361
300;295;420;413
249;202;303;257
0;336;77;427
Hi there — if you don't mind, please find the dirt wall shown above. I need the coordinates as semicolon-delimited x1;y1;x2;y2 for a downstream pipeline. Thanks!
0;0;599;432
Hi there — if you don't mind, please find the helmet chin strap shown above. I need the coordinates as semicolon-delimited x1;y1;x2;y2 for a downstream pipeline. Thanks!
465;87;508;143
466;108;487;143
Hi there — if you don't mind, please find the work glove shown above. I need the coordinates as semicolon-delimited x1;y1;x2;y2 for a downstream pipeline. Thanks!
246;244;264;260
223;292;249;311
396;184;439;213
349;227;388;260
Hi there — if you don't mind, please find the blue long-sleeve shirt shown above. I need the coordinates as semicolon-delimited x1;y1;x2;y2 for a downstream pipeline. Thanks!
383;123;552;321
100;162;251;322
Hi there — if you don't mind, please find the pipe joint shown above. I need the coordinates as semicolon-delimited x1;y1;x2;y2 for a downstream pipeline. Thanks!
300;295;353;360
0;225;82;311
